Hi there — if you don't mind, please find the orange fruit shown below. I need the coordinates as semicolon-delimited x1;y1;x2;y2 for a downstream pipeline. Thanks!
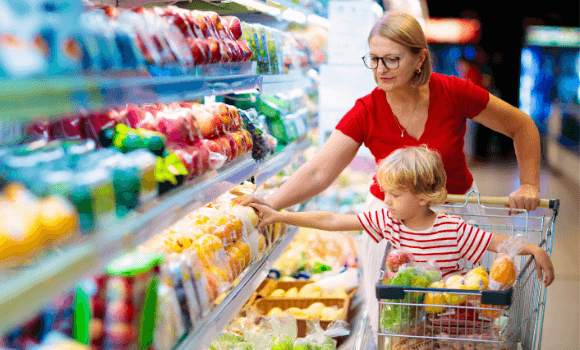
258;235;266;255
227;214;244;238
489;255;516;290
227;246;245;272
212;226;235;248
478;304;506;319
38;196;78;243
233;241;251;266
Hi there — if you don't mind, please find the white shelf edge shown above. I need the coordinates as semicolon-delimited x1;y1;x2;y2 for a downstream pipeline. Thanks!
175;225;299;350
0;136;312;332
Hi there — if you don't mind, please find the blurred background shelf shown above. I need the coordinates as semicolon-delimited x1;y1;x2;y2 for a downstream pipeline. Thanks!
0;135;312;333
174;225;299;350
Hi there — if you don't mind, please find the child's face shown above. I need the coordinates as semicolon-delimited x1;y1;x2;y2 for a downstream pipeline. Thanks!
382;187;429;221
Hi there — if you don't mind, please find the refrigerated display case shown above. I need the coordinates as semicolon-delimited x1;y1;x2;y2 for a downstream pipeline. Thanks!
0;0;327;348
519;26;579;183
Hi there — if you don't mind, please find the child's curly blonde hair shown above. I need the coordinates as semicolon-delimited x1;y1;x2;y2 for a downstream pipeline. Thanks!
376;145;447;205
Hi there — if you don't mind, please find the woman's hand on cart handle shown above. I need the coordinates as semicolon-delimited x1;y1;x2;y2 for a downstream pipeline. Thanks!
532;246;555;287
509;184;541;212
446;192;551;211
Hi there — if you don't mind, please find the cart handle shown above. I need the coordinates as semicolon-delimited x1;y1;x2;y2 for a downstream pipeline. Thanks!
446;195;559;209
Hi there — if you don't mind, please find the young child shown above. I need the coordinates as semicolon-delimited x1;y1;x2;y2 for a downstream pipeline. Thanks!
250;146;554;286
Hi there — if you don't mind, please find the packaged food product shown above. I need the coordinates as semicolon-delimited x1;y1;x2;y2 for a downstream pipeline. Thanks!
103;251;163;350
488;235;525;291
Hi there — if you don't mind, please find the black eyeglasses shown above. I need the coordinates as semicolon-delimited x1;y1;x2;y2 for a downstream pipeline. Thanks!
362;54;403;70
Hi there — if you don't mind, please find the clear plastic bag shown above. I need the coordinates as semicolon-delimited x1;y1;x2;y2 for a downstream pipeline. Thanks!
488;234;526;291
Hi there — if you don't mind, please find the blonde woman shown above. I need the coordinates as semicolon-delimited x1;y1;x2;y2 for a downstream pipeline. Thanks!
237;11;544;338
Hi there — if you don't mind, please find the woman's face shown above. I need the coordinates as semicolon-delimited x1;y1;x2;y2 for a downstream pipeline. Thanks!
369;35;424;92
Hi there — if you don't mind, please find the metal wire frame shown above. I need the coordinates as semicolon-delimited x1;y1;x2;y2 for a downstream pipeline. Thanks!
375;190;559;350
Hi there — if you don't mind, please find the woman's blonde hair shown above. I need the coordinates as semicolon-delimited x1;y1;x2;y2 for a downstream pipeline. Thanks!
376;145;447;205
368;12;431;86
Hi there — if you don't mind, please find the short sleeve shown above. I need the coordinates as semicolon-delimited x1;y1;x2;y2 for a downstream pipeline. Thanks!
357;209;393;244
335;99;368;144
456;219;493;265
450;76;490;119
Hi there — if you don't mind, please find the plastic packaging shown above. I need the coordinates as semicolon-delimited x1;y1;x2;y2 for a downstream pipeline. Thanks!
488;235;525;291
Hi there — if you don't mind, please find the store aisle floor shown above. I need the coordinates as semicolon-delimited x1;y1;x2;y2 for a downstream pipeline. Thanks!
469;161;580;350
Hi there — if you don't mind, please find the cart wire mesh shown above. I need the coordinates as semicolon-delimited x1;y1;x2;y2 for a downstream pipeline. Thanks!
375;191;559;350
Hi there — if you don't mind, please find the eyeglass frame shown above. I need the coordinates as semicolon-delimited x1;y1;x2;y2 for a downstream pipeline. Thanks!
361;53;406;70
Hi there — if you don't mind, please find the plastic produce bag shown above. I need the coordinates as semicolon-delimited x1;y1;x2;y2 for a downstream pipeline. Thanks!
301;318;350;350
488;234;525;291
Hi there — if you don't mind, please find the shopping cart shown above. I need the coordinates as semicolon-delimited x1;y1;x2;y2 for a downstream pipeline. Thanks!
375;191;559;350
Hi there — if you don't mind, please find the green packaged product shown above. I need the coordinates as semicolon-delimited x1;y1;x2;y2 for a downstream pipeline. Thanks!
266;27;279;74
72;168;116;232
256;25;270;74
112;124;166;156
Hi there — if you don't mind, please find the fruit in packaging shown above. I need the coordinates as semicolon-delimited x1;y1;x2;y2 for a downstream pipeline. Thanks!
270;289;286;297
285;287;298;298
424;281;446;313
443;275;468;305
489;255;516;291
385;249;415;272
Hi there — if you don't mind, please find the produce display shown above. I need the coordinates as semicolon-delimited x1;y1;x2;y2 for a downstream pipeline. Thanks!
210;314;349;350
269;228;358;280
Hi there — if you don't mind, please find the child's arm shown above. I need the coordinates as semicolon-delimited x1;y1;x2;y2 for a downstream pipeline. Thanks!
249;203;364;232
487;235;555;287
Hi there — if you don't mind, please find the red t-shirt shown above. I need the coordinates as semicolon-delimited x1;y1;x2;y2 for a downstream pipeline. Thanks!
335;72;490;200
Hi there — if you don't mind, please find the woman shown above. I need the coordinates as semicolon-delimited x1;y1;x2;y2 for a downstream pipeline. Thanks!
238;11;542;337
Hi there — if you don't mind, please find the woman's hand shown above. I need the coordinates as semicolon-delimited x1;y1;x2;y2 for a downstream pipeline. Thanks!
248;203;280;230
233;195;274;209
509;184;541;212
532;246;555;287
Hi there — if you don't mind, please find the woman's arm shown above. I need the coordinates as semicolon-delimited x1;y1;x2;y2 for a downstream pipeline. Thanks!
249;203;364;232
487;234;554;286
472;94;541;212
239;130;361;210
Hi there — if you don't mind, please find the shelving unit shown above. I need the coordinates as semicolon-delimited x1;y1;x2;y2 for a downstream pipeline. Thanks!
175;224;299;350
0;136;312;333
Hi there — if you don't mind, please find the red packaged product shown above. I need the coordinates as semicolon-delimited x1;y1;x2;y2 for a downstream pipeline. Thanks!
188;10;211;39
168;143;205;178
197;139;227;169
219;134;237;160
190;103;225;139
50;115;84;141
81;111;119;142
222;16;243;40
205;102;232;132
186;37;210;65
116;105;147;129
27;120;50;141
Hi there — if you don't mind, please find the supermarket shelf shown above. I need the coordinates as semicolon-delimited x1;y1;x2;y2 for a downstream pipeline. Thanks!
0;70;261;122
175;225;299;350
0;136;312;333
260;70;313;95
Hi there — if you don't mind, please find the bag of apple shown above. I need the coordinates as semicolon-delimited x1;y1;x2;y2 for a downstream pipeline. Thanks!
380;251;442;333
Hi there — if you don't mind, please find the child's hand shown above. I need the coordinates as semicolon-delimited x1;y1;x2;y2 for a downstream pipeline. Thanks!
532;247;555;286
249;203;280;230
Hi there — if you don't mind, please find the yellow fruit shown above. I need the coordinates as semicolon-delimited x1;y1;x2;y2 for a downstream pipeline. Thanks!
258;235;266;255
233;241;251;266
298;284;322;298
306;302;325;317
465;274;487;290
37;196;78;243
469;266;489;279
285;287;298;298
425;281;446;313
335;308;344;319
332;286;348;298
268;307;284;317
489;255;516;290
320;307;336;321
322;291;331;297
270;289;286;297
285;307;304;318
444;276;468;305
244;206;260;227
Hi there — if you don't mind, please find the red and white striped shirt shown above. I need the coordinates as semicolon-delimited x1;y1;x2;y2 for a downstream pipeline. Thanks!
357;210;493;277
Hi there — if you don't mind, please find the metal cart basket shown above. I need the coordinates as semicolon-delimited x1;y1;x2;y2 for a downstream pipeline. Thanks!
375;191;559;350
